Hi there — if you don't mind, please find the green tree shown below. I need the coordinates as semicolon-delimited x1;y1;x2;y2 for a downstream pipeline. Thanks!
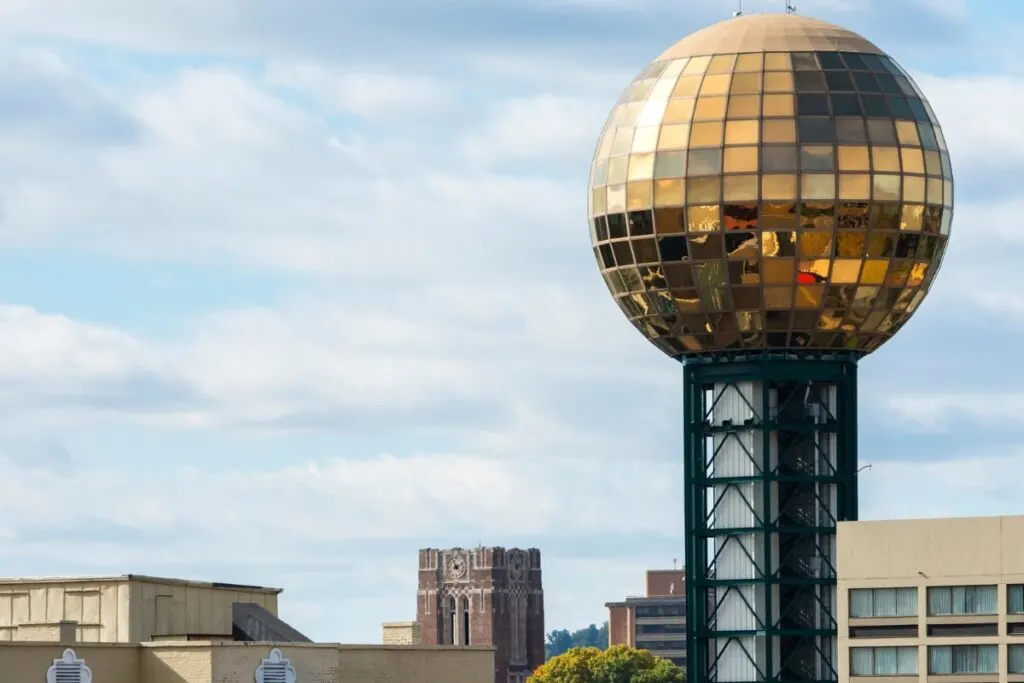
545;629;574;660
546;621;610;659
530;645;685;683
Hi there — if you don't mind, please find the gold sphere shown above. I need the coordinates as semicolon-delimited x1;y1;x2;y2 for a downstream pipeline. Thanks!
588;13;953;358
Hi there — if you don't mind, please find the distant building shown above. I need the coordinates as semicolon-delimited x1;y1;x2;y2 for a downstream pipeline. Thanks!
606;569;686;669
0;573;297;643
382;620;421;645
0;572;493;682
838;515;1024;683
418;547;545;683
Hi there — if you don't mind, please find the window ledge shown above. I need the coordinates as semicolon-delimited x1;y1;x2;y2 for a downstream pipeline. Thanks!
924;615;997;624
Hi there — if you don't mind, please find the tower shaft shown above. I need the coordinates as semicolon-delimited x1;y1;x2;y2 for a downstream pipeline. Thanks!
683;355;859;683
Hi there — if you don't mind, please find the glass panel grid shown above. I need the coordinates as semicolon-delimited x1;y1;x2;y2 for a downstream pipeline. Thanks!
926;585;997;615
1010;584;1024;614
928;645;998;675
851;647;919;676
590;47;953;357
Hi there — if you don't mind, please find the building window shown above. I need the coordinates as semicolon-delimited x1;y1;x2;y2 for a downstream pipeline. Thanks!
635;603;686;618
47;649;92;683
1010;585;1024;614
459;596;470;646
850;646;917;676
1010;645;1024;675
928;645;998;675
850;588;917;617
638;639;687;651
636;623;688;635
443;596;457;645
926;585;997;616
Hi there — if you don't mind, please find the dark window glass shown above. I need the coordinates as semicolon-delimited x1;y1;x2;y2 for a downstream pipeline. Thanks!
634;603;687;618
607;213;627;238
853;71;881;93
877;55;903;75
831;93;862;116
841;52;869;70
895;234;920;258
850;625;919;638
632;238;658;263
825;70;855;91
628;210;654;235
798;117;834;143
816;51;846;69
876;73;902;94
640;639;688;651
612;241;634;265
636;623;688;635
860;53;887;71
909;98;930;122
886;97;913;119
659;236;689;261
599;244;615;268
861;95;889;117
797;93;830;116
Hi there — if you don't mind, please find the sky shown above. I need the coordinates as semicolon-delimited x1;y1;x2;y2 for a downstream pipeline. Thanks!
0;0;1020;644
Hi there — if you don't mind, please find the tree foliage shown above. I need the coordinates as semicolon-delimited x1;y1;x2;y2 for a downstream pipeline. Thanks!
530;645;685;683
545;622;609;659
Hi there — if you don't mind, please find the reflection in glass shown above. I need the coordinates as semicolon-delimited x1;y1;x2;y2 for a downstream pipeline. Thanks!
588;41;953;355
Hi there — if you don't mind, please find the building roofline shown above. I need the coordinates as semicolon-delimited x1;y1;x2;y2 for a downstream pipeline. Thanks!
606;596;687;608
0;574;282;594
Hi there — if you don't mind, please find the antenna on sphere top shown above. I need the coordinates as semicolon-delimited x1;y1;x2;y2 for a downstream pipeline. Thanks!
785;1;797;13
733;0;743;16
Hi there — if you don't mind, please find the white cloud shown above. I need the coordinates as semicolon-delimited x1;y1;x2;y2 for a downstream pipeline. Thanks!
265;61;452;117
460;94;608;164
881;393;1024;432
861;451;1024;521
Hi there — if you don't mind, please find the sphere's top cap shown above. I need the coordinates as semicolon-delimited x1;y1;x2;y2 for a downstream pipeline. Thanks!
656;13;883;61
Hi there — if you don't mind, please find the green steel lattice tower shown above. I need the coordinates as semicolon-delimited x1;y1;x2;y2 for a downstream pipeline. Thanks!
585;12;954;683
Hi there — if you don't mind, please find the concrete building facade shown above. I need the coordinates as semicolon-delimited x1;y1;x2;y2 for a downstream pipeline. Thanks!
0;641;493;683
0;574;282;643
417;546;544;683
606;569;687;669
837;515;1024;683
382;621;421;645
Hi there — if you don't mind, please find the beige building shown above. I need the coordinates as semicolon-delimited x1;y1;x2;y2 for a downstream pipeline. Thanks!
0;574;281;642
838;515;1024;683
0;574;493;682
0;641;493;682
382;621;421;645
606;569;686;669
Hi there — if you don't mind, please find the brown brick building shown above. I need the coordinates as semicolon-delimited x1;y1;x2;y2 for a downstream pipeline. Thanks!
417;547;544;683
606;568;687;670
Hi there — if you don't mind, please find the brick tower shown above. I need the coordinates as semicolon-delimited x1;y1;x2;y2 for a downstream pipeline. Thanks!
417;547;544;683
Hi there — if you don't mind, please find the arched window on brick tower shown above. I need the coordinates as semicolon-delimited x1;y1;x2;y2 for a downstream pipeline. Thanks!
443;596;456;645
459;596;470;646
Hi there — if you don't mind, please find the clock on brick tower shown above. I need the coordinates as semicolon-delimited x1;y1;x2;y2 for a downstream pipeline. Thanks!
417;547;545;683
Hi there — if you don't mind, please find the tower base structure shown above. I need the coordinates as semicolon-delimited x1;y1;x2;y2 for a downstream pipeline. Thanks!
683;353;859;683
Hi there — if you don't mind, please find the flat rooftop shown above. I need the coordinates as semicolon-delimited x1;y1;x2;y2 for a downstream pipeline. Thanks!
0;573;282;594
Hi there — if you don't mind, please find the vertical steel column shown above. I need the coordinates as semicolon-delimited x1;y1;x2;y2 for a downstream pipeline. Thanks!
682;353;859;683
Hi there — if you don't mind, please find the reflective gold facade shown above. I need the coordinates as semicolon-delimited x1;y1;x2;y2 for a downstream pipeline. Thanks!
588;14;953;357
